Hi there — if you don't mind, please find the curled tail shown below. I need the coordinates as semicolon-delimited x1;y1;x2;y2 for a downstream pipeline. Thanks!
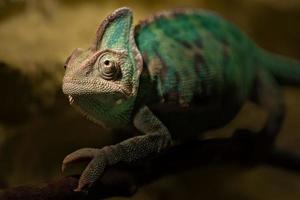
257;49;300;85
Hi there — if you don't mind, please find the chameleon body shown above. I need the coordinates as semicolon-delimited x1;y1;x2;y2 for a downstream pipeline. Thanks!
62;7;300;191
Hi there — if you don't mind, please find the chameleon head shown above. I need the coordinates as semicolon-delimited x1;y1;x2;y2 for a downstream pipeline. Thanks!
62;7;143;127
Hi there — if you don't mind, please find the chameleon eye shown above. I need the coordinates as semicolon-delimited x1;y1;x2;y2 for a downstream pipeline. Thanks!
98;58;120;80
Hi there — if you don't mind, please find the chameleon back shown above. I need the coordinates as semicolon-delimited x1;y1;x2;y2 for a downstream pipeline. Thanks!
134;10;258;138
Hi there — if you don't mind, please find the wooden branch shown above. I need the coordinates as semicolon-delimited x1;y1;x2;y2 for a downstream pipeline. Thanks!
1;135;300;200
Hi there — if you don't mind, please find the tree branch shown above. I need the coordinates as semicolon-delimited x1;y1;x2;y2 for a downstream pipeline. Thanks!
1;135;300;200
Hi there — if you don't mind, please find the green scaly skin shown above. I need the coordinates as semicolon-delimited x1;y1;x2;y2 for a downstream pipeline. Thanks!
61;7;300;192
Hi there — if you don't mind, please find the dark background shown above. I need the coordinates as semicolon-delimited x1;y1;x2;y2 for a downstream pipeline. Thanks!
0;0;299;199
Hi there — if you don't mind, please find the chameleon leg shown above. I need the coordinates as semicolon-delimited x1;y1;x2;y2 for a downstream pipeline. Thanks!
252;69;285;146
234;69;284;155
62;106;172;192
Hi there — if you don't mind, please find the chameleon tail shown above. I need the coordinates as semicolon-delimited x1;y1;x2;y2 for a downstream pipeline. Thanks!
257;49;300;85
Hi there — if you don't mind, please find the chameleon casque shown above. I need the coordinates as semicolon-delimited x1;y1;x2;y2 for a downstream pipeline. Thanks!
62;7;300;191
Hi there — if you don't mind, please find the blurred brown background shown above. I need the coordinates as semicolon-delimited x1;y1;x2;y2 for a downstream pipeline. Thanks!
0;0;299;199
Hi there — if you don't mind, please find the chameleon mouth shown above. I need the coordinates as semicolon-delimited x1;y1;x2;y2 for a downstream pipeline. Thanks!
66;94;109;128
62;77;132;97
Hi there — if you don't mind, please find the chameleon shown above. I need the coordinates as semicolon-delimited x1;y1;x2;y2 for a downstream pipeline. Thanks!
62;7;300;191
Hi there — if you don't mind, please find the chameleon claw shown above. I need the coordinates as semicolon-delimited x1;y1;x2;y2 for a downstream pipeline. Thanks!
74;185;84;192
62;148;107;192
74;186;89;195
61;163;66;172
61;148;99;173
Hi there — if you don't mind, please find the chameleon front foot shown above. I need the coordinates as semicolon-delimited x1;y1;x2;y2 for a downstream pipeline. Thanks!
62;148;107;192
